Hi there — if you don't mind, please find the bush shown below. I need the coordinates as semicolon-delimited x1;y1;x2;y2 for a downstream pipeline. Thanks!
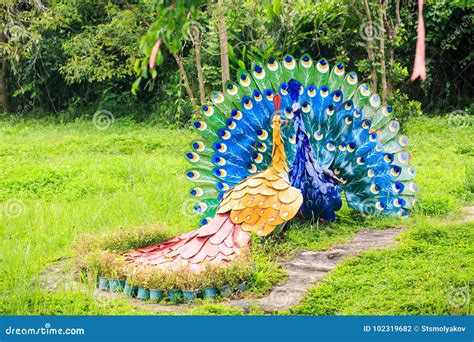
124;266;148;288
84;250;126;280
201;254;254;288
73;224;171;271
390;90;423;126
175;270;200;291
143;269;167;290
95;225;172;254
200;265;221;289
215;256;253;287
127;254;256;292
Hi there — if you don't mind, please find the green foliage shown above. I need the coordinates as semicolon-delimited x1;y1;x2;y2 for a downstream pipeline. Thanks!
134;254;255;291
406;116;473;210
125;267;150;288
418;195;458;217
84;250;126;279
175;270;201;290
60;3;149;84
143;269;168;290
133;0;202;92
390;90;423;125
2;0;472;121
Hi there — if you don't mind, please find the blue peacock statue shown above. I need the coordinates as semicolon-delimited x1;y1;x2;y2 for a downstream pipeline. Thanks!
127;55;418;272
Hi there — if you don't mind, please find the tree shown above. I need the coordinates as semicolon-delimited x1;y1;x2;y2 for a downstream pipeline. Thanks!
0;30;8;112
362;0;378;93
378;0;388;102
217;0;230;90
0;0;45;112
191;24;206;104
135;1;202;114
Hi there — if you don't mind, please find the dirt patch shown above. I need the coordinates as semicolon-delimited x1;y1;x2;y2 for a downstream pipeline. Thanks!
460;206;474;222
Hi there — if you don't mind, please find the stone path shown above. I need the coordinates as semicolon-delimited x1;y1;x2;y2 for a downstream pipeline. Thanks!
459;206;474;223
229;228;404;313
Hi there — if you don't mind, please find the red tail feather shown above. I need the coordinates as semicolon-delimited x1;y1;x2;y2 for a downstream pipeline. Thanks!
126;213;251;273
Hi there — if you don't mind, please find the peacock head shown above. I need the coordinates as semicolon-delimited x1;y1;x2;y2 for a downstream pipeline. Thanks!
271;113;289;134
272;113;282;127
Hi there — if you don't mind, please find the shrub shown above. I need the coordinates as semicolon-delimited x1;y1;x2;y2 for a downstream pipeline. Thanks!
143;269;169;290
85;250;126;279
217;256;254;287
124;266;148;288
94;225;171;254
72;224;171;272
390;90;423;126
200;265;220;289
162;272;179;290
175;270;200;291
200;254;254;288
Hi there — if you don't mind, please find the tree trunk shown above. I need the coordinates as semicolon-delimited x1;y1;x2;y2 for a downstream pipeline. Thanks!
217;0;230;91
172;52;198;114
378;0;387;102
0;30;8;113
386;0;400;96
0;60;8;114
192;28;206;105
363;0;378;93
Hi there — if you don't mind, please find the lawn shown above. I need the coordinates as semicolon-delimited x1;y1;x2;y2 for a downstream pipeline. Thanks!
0;115;472;315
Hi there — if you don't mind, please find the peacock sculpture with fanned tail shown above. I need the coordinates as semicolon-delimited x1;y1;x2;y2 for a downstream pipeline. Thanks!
127;55;418;273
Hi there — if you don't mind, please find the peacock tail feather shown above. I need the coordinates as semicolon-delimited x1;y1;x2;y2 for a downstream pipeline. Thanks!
185;55;418;226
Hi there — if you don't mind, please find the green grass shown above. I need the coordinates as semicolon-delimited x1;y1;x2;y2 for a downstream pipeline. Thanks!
291;220;473;315
0;115;472;315
0;120;196;314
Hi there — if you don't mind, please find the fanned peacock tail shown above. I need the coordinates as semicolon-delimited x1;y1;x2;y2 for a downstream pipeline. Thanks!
186;54;418;226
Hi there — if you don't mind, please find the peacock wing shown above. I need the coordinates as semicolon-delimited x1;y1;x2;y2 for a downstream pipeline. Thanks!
216;172;302;236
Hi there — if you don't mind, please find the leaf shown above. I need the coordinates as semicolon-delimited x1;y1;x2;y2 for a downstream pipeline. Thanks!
131;77;141;95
